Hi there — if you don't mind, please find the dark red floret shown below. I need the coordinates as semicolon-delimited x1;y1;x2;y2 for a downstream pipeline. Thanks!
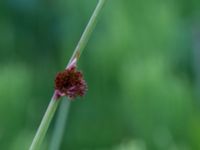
55;66;87;99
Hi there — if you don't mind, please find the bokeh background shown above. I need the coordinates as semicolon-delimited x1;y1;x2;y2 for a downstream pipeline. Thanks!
0;0;200;149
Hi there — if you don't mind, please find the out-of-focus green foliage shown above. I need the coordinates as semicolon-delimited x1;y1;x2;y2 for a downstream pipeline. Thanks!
0;0;200;149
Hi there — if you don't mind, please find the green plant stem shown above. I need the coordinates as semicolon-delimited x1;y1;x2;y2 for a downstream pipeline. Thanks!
29;0;107;150
69;0;107;64
29;95;60;150
49;0;107;149
49;1;107;149
49;98;70;150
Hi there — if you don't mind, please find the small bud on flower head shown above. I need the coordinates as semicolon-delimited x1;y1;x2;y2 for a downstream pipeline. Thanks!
54;66;87;100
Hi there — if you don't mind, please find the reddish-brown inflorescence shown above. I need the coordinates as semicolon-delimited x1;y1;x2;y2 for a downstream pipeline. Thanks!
54;66;87;99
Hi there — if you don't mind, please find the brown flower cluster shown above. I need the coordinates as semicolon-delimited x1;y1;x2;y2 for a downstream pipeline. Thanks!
54;66;87;99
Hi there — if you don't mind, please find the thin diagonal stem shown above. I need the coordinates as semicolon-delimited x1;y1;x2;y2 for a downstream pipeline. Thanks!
49;0;107;149
69;0;107;64
29;0;107;150
29;93;60;150
49;99;70;150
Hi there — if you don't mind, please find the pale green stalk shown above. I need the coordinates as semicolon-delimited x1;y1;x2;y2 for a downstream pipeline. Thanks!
29;0;107;150
49;1;107;149
29;95;60;150
49;99;70;150
69;0;107;64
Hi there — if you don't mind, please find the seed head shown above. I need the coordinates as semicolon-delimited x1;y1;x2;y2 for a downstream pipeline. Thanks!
54;66;87;99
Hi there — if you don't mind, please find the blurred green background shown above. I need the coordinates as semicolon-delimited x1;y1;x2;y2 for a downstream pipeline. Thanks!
0;0;200;149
